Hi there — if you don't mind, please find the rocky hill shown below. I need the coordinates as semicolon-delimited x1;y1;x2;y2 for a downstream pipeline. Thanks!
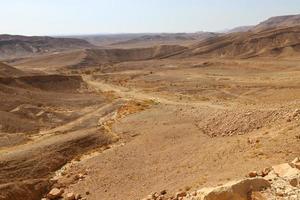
176;25;300;59
0;35;93;59
254;14;300;32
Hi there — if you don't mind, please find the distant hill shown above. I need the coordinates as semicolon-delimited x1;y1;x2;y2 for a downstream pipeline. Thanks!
175;25;300;59
226;26;254;33
73;32;221;47
0;35;93;59
109;32;220;47
254;14;300;32
10;45;187;71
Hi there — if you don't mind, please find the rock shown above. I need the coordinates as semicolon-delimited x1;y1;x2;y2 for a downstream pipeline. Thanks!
196;178;270;200
261;168;271;177
191;191;197;196
290;157;300;168
295;163;300;170
293;109;300;117
160;190;167;195
276;190;285;197
248;171;258;178
157;195;164;200
289;177;299;187
65;192;75;200
47;188;64;199
175;191;187;198
251;191;267;200
50;176;59;184
74;194;82;200
151;192;159;199
272;163;299;178
75;173;85;180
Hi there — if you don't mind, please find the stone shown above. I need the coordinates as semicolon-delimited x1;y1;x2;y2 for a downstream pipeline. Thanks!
157;195;164;200
196;178;270;200
75;173;85;180
151;192;159;198
75;194;82;200
293;109;300;118
248;171;258;178
261;168;271;177
272;163;299;178
263;170;277;181
50;176;59;184
65;192;75;200
289;177;299;187
251;191;267;200
47;188;64;199
276;190;284;197
160;190;167;195
290;157;300;168
175;191;187;198
191;191;197;196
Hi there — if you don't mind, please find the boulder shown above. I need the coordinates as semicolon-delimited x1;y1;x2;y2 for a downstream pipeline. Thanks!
289;177;299;187
47;188;64;199
65;192;75;200
196;178;270;200
272;163;299;178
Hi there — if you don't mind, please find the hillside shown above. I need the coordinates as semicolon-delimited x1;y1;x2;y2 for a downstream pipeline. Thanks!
10;45;187;71
176;26;300;59
0;35;93;60
254;14;300;32
0;62;26;77
77;45;187;67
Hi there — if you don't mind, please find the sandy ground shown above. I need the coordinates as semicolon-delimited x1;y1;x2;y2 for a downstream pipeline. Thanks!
0;57;300;200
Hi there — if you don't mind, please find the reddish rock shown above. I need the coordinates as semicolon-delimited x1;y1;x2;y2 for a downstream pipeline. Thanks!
248;171;258;178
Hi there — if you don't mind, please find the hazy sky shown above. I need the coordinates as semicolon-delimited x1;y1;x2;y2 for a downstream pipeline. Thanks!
1;0;300;36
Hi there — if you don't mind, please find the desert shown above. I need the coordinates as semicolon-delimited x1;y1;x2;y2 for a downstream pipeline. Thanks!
0;4;300;200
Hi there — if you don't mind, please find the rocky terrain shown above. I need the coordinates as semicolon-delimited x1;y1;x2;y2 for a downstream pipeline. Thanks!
142;157;300;200
0;35;93;59
0;14;300;200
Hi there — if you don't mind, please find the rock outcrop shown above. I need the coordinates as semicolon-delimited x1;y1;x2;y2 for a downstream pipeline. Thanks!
142;158;300;200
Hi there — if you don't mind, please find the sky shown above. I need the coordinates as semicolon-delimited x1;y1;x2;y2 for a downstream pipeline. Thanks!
1;0;300;36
